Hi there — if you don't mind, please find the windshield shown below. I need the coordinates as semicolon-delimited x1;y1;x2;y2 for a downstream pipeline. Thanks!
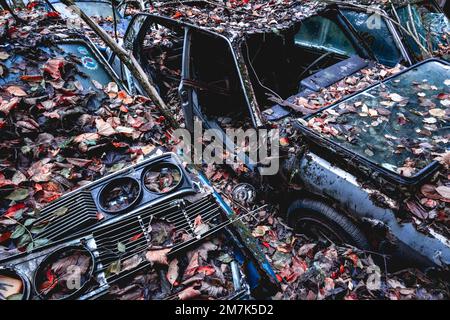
57;42;115;86
396;3;449;60
341;9;402;67
302;60;450;178
51;1;121;19
294;15;357;56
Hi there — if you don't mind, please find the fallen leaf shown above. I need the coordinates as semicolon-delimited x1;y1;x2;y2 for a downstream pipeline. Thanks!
73;132;99;143
177;286;201;300
389;93;406;102
95;118;116;136
435;186;450;200
6;86;27;97
66;158;92;167
406;200;428;219
167;258;179;285
6;188;29;201
0;52;10;60
252;225;270;237
421;184;442;200
43;59;65;80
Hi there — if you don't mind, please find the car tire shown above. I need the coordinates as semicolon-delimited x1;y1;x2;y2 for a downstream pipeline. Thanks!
287;198;370;250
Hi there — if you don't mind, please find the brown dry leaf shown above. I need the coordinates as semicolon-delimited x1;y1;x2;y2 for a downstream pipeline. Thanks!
106;82;119;98
252;225;270;237
185;252;200;276
121;254;143;272
434;152;450;167
435;186;450;200
92;79;103;90
0;97;20;115
0;52;10;60
145;248;170;265
429;108;446;118
389;93;406;102
397;167;415;177
43;59;64;80
11;170;27;185
6;86;27;97
297;243;316;257
405;200;429;220
28;160;54;182
95;118;116;136
421;184;442;200
0;275;23;298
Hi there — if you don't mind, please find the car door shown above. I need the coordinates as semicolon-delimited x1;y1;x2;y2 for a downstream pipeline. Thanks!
339;8;410;67
179;28;258;171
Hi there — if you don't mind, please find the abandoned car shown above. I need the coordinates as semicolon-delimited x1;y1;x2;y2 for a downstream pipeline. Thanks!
106;0;450;270
0;22;278;299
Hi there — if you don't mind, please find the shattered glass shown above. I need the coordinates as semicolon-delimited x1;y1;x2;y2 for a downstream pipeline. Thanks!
51;1;119;19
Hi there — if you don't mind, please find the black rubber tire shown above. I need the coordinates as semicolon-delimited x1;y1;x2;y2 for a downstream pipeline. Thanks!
287;199;370;250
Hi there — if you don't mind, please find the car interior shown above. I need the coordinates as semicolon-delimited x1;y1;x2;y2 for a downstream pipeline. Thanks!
242;15;363;110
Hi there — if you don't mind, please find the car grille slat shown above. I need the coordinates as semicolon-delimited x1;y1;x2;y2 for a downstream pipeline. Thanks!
31;191;98;241
90;195;231;283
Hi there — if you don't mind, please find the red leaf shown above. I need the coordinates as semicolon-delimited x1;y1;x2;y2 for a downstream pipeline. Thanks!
129;233;143;242
261;241;270;248
348;253;359;266
40;269;58;293
42;194;60;203
4;203;26;218
27;2;39;9
7;26;18;36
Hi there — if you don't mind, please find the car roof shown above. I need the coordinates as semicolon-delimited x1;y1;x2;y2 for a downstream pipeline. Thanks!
145;0;327;43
